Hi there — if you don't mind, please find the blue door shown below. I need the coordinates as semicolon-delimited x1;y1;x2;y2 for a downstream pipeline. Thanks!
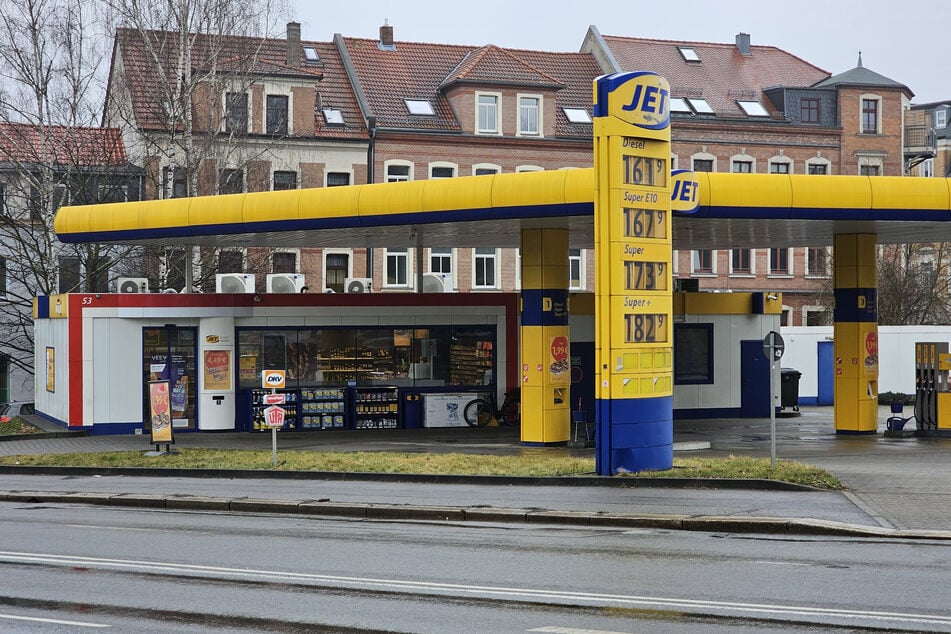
817;340;834;405
740;340;771;417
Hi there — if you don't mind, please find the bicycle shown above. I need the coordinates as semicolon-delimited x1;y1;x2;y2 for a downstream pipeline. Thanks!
464;388;520;427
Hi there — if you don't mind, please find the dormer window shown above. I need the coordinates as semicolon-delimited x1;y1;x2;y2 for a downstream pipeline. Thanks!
303;46;319;62
687;98;714;114
322;108;344;125
737;100;769;117
678;46;700;62
670;98;692;114
405;99;435;116
563;108;592;123
936;108;947;129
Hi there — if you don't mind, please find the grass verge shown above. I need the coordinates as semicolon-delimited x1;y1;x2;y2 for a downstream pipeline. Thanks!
0;449;841;488
0;418;42;436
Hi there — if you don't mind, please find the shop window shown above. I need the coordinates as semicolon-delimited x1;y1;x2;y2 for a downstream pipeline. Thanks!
143;327;197;431
266;95;288;136
674;323;714;384
386;248;408;287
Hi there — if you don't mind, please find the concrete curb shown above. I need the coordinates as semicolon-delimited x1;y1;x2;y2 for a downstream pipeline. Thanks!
3;489;948;540
0;465;821;491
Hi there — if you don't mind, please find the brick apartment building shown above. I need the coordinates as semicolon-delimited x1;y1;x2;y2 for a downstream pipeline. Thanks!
103;22;916;325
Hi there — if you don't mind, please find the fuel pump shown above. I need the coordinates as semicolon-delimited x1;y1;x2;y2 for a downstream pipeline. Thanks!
914;342;951;432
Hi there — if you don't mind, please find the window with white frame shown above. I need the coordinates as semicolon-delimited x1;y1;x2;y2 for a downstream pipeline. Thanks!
324;251;350;293
516;165;543;172
730;248;752;274
936;108;947;129
518;95;541;136
473;248;497;288
327;172;350;187
861;95;881;134
563;107;591;123
769;160;791;174
429;163;457;179
569;249;583;289
476;93;500;134
385;162;412;182
691;152;716;172
430;248;453;275
769;248;790;275
731;154;755;173
473;164;500;176
692;250;715;274
806;159;830;175
804;307;832;326
921;158;935;178
266;95;289;136
807;247;829;276
385;248;409;287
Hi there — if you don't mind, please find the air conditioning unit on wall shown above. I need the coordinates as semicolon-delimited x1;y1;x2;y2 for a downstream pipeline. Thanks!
266;273;306;293
117;277;149;293
344;277;372;293
421;273;453;293
215;273;256;293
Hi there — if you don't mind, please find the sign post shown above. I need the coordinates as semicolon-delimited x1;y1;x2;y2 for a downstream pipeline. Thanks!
763;331;785;467
261;370;286;468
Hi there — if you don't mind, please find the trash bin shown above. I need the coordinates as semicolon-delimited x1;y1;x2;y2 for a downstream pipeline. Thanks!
781;368;802;410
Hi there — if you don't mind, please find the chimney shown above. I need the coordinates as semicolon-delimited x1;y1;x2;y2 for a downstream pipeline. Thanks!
735;32;751;56
379;19;394;48
287;21;301;66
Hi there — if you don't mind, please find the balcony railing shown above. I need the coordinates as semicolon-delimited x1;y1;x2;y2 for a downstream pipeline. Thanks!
904;125;937;154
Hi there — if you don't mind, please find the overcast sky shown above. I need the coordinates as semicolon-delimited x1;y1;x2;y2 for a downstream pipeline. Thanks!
292;0;945;105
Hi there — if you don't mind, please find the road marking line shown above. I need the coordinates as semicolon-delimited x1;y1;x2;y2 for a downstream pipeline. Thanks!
0;612;111;627
1;550;949;628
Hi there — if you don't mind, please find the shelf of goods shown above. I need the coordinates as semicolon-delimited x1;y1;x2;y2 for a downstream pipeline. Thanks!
248;388;298;431
300;388;346;430
353;386;399;430
317;350;396;382
448;340;493;385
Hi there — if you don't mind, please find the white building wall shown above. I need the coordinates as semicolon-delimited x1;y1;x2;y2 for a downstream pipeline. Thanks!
32;319;69;421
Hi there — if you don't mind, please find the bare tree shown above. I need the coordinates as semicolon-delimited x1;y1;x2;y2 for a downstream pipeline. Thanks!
101;0;288;292
877;243;951;325
0;0;141;386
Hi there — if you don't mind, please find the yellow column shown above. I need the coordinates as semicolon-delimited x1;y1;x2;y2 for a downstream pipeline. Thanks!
520;228;570;445
833;233;879;433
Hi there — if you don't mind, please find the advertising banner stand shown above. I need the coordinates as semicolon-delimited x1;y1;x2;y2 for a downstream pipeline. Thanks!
147;379;175;454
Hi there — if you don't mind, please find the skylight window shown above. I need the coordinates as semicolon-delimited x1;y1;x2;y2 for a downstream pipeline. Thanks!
322;108;344;125
687;98;714;114
678;46;700;62
405;99;435;116
563;107;592;124
670;97;692;114
737;100;770;117
303;46;319;62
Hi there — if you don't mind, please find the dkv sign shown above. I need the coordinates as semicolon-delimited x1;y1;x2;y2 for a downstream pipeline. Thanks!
261;369;286;389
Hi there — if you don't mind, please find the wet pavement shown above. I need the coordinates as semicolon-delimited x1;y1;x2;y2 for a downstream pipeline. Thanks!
2;405;949;537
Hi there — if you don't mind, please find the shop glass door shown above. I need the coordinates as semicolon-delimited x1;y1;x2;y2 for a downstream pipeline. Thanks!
143;327;197;431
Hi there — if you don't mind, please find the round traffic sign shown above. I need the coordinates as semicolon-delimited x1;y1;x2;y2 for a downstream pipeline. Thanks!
763;330;785;360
